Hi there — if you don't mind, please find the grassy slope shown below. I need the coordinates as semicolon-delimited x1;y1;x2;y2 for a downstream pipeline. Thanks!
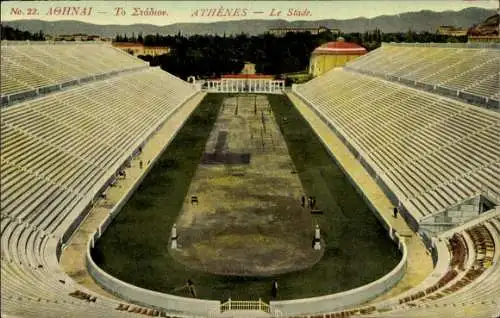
93;93;400;301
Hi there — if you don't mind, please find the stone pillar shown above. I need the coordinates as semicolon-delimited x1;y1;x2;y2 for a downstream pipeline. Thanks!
171;224;178;249
314;224;321;250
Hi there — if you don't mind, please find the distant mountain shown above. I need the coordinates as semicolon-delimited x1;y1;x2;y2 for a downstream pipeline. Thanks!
2;7;496;37
468;13;499;36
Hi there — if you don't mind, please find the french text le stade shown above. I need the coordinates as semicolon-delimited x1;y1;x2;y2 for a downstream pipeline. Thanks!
190;7;311;17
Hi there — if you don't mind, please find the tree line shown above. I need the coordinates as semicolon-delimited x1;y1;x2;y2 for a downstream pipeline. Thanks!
1;25;46;41
131;30;466;80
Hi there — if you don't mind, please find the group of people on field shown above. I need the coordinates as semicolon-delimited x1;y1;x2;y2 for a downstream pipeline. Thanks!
301;195;317;209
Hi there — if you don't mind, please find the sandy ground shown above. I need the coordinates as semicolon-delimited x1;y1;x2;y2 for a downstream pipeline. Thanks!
171;95;323;276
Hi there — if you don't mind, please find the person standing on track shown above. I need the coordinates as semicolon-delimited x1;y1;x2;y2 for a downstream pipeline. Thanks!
271;280;278;299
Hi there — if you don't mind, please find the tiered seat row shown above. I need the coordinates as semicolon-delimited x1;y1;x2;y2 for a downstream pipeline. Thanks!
377;216;500;317
448;233;467;270
345;44;500;103
384;221;497;307
294;69;500;222
288;214;500;318
0;216;189;318
0;40;203;317
1;216;129;318
1;67;196;238
0;42;147;98
1;65;198;317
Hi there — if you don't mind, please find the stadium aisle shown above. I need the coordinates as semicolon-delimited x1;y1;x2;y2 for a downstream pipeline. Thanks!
286;92;433;301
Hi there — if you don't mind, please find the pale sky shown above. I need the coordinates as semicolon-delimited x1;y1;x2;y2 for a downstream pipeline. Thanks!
1;1;498;25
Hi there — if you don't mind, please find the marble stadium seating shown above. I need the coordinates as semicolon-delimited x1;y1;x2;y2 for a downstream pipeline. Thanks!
344;43;499;108
295;69;500;226
1;42;148;103
1;42;198;317
291;43;499;318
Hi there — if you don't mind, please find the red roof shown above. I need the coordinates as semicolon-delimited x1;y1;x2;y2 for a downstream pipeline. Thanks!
221;74;274;79
312;40;367;55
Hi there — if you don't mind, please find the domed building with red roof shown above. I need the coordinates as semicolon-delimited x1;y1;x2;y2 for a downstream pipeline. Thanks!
309;37;367;77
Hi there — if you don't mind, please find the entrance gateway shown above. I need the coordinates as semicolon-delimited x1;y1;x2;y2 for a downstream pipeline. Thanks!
202;74;285;94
